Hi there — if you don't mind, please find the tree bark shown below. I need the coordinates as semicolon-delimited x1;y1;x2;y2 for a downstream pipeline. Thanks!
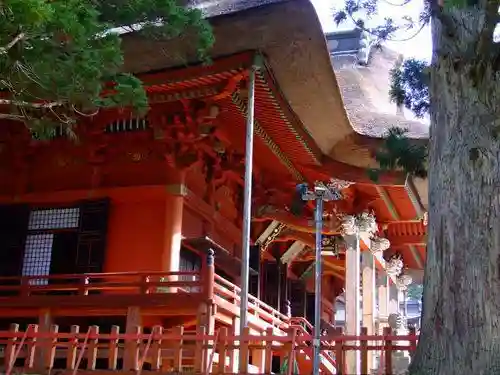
409;8;500;375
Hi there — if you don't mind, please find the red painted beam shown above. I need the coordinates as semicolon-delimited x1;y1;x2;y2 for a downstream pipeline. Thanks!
387;234;426;246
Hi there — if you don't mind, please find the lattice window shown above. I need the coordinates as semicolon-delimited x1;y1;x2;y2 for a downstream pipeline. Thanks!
22;234;54;285
105;117;149;133
28;208;80;231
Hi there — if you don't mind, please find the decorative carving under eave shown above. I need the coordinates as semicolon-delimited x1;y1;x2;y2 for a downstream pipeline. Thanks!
340;211;378;236
148;100;227;170
356;211;378;235
370;236;390;255
395;274;413;291
185;161;208;199
327;178;354;192
261;222;287;252
340;215;357;236
386;253;404;277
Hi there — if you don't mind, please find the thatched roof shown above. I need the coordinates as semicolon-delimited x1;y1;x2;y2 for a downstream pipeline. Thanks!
326;29;429;205
331;46;429;139
120;0;356;162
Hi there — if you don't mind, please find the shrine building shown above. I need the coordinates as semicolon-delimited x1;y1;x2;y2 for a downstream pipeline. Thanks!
0;0;428;373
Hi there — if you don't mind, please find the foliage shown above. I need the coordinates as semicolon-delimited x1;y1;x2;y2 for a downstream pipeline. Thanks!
333;0;434;180
0;0;213;139
368;127;428;181
389;58;430;119
334;0;500;372
407;283;423;300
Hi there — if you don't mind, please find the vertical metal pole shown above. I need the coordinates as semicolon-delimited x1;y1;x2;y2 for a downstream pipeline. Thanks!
312;196;324;374
239;60;257;337
354;232;361;371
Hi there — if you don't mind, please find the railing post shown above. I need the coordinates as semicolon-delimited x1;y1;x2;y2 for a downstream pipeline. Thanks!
25;324;38;369
5;323;19;373
86;325;99;370
150;325;163;371
205;249;215;301
194;325;206;373
229;316;240;372
124;308;141;371
36;309;52;371
108;325;119;370
172;325;184;371
286;327;297;375
238;327;251;373
408;326;417;359
43;324;58;370
383;326;393;375
216;327;228;373
264;327;274;374
67;325;79;370
360;327;368;374
334;327;345;375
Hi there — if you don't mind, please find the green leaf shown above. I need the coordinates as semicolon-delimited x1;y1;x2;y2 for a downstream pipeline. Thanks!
0;0;214;139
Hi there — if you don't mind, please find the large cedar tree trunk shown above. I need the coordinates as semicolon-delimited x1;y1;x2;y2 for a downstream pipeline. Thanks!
409;8;500;375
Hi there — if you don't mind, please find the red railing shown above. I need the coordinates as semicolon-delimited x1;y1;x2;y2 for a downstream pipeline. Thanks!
0;270;289;335
0;323;419;375
213;274;289;331
0;271;204;296
288;317;337;370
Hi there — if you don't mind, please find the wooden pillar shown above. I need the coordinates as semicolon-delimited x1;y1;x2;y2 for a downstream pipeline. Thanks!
124;307;141;370
163;185;185;273
362;251;376;371
278;261;289;314
289;280;306;318
344;234;361;375
378;272;390;333
389;282;399;315
36;309;52;371
198;250;216;372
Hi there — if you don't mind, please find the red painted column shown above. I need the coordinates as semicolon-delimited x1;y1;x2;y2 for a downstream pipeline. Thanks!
162;186;184;272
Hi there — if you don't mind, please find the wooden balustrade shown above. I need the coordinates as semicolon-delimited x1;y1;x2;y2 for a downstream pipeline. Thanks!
213;274;289;331
0;323;419;375
0;271;203;297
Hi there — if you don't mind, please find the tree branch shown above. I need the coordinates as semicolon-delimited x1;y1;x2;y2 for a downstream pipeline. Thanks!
0;99;65;108
0;113;25;122
0;33;26;54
